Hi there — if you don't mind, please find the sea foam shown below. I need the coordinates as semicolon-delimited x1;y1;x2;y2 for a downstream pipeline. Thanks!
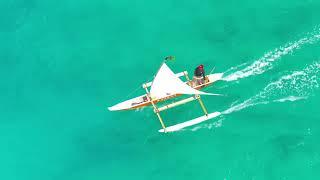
223;61;320;115
222;29;320;82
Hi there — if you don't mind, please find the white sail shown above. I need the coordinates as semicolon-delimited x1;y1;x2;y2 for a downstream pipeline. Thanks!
150;63;214;99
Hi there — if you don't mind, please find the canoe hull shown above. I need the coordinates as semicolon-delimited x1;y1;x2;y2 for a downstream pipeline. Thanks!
108;73;223;111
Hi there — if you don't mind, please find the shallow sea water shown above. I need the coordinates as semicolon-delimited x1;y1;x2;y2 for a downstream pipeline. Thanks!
1;0;320;179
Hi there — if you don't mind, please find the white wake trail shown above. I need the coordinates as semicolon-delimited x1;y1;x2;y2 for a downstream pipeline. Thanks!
223;29;320;82
273;96;308;103
223;61;320;115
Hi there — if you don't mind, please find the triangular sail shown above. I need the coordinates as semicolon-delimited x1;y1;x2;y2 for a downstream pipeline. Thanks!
150;63;214;99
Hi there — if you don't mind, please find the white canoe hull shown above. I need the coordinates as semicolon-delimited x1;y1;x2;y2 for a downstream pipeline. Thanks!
108;73;223;111
159;112;221;133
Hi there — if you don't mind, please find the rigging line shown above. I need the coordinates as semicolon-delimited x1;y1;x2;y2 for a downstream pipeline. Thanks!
209;66;216;74
124;85;143;99
124;75;155;99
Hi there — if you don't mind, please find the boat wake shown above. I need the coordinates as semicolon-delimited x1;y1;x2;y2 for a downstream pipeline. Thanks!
190;61;320;132
273;96;308;103
222;28;320;82
223;61;320;114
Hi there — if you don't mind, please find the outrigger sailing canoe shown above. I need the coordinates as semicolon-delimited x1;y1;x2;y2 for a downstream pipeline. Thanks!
108;59;223;133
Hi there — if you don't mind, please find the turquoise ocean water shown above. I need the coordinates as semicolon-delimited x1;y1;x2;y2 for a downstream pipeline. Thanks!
1;0;320;179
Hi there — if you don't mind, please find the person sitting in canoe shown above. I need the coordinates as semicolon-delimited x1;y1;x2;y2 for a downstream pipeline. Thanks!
192;64;206;86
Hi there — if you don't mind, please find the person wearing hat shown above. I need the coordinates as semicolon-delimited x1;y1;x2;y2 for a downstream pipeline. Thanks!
192;64;206;86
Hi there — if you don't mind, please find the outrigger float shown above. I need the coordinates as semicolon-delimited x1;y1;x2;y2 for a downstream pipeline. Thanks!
108;58;223;133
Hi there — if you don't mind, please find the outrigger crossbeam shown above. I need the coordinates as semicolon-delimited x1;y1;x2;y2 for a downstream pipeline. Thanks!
142;70;209;133
157;96;196;112
195;94;209;116
143;84;167;132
